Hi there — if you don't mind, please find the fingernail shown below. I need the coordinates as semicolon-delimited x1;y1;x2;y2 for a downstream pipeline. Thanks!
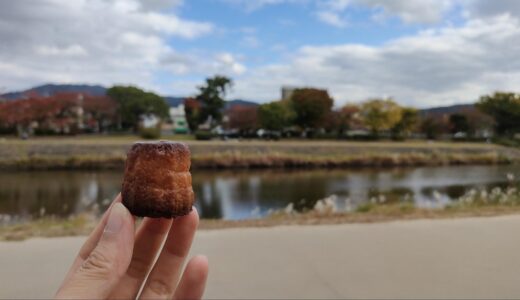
104;203;127;234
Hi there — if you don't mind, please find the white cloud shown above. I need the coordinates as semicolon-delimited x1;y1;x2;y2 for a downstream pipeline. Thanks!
463;0;520;18
316;0;454;26
35;45;88;57
356;0;453;24
230;15;520;107
214;53;247;75
0;0;213;92
222;0;309;12
241;36;261;48
316;11;347;28
161;52;246;76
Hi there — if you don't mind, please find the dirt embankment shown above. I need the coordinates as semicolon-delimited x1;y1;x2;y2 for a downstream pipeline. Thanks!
1;139;519;170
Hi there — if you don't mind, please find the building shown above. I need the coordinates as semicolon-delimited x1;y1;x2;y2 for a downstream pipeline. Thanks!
169;104;189;134
281;86;296;100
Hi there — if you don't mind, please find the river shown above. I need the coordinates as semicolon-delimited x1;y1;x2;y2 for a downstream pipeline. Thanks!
0;165;518;223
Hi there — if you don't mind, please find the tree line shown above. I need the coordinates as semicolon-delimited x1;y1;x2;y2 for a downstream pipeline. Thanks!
1;75;520;142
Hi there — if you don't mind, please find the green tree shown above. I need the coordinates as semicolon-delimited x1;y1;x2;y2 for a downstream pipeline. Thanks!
361;99;402;137
391;107;418;139
196;75;233;127
258;100;295;131
476;92;520;136
107;86;169;131
449;113;470;134
290;88;333;130
420;117;443;140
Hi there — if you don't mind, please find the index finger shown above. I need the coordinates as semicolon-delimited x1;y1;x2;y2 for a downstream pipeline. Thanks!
58;194;123;287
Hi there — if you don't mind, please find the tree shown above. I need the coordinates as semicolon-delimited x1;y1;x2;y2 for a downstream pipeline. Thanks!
107;86;169;131
196;75;233;128
420;117;444;140
322;105;361;137
227;105;259;135
184;98;201;132
449;113;470;134
476;92;520;136
361;99;402;137
290;88;333;131
258;100;295;131
338;104;361;134
391;107;418;139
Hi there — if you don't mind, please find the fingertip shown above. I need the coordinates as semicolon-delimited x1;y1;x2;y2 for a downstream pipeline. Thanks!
184;255;209;287
114;193;122;203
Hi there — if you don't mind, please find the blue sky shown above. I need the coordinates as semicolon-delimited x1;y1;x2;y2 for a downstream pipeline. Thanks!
1;0;520;107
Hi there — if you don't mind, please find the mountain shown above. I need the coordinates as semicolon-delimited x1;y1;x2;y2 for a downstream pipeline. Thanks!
165;97;259;108
1;84;260;109
164;96;185;107
419;104;475;116
225;99;259;109
1;84;107;100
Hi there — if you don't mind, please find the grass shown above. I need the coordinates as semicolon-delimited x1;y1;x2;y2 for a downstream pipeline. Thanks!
2;185;520;241
1;136;519;170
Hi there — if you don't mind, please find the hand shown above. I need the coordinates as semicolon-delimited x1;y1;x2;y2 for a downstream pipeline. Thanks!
55;194;208;299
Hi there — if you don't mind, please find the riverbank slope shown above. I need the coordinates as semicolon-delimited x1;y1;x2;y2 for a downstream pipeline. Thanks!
1;137;519;170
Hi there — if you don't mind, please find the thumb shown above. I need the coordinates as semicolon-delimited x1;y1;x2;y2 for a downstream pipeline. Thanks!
56;203;135;299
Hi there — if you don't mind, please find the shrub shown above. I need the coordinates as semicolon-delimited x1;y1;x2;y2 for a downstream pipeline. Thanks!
355;203;375;213
139;126;161;139
194;130;214;141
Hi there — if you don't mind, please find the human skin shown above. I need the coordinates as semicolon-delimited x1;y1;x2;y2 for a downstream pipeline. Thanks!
54;194;208;299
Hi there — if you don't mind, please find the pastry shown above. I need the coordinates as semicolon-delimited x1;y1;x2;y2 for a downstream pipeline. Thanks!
121;141;194;218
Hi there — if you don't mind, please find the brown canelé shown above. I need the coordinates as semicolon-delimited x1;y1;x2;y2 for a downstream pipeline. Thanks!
121;141;194;218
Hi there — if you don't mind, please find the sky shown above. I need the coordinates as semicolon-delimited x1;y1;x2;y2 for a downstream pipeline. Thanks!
1;0;520;108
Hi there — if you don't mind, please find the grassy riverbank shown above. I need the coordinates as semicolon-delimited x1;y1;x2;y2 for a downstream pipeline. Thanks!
1;136;519;170
3;203;520;241
3;182;519;241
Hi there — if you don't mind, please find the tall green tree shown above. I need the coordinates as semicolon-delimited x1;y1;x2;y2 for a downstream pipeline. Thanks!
107;86;169;131
196;75;233;127
361;99;402;137
258;100;295;131
290;88;333;130
476;92;520;136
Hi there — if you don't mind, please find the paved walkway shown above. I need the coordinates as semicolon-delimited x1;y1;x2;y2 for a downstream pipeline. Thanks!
2;215;520;299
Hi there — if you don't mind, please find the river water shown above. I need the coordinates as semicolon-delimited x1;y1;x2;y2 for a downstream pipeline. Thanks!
0;165;518;223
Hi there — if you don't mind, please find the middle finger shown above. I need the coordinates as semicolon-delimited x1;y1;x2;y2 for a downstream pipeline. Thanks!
139;208;199;299
110;217;173;299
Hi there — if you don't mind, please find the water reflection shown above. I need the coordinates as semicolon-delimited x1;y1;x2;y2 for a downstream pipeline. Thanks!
0;165;518;223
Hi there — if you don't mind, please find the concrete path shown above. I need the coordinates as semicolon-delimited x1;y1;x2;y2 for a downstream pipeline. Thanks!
2;215;520;299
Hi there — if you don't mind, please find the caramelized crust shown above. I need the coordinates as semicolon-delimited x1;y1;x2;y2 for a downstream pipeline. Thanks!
122;141;194;218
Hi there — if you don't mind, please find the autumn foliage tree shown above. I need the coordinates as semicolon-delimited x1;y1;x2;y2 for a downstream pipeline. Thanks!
226;105;259;135
361;99;402;137
290;88;333;131
0;93;118;135
184;97;201;132
391;107;418;139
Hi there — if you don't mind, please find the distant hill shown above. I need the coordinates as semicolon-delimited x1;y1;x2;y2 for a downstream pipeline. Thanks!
165;98;259;109
164;96;185;107
225;99;259;109
1;84;260;109
0;84;107;100
419;104;475;116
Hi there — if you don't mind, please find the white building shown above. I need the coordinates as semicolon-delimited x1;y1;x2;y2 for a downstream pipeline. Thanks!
169;104;189;133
